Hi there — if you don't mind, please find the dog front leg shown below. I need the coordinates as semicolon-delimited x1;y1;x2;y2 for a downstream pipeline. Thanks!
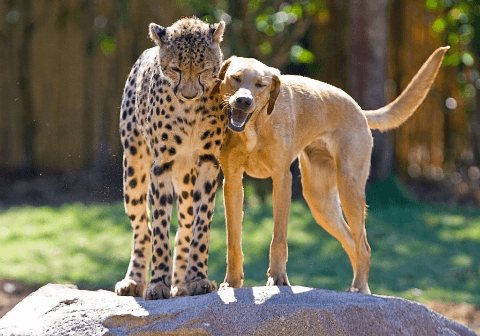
220;170;245;289
267;170;292;286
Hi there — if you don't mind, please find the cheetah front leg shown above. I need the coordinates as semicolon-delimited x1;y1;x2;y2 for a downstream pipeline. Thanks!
115;137;153;297
181;157;220;296
170;168;196;296
144;161;175;300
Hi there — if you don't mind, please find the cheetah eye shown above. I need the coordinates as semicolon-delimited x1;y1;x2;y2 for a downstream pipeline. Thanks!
170;66;181;73
199;68;213;75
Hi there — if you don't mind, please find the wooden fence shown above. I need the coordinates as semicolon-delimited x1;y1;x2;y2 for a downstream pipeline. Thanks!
0;0;193;172
389;0;468;179
0;0;471;179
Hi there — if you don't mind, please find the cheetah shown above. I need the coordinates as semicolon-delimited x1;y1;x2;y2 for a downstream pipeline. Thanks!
115;17;227;300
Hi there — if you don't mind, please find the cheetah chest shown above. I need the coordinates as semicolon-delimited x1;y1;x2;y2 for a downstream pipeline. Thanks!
142;77;225;164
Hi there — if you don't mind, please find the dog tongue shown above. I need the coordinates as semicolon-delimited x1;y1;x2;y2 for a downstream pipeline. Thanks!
231;108;248;126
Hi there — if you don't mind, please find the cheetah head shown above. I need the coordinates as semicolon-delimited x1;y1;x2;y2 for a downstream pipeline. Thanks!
149;17;225;101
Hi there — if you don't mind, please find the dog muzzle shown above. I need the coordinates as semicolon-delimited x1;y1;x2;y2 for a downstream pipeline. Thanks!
227;107;253;132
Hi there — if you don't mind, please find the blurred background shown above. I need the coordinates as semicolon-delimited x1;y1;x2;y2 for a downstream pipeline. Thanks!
0;0;479;206
1;0;480;330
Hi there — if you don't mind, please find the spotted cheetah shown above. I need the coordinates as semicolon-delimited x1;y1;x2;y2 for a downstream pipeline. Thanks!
115;17;227;300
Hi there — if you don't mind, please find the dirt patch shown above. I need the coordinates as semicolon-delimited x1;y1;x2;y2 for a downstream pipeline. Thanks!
1;279;478;334
0;279;41;318
424;301;480;335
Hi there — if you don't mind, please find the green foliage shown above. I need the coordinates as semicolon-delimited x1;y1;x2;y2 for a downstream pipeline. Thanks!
86;30;117;57
183;0;326;65
115;0;132;26
426;0;480;101
255;3;305;37
1;189;479;305
99;33;116;56
290;45;316;64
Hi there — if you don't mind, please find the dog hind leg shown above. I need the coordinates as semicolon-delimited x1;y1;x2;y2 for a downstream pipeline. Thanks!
299;149;359;288
335;152;372;294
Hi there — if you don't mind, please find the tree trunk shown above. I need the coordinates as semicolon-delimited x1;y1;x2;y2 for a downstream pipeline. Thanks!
348;0;393;183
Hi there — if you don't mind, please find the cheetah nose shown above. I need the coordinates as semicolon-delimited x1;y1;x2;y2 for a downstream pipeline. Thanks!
235;96;252;109
181;91;199;100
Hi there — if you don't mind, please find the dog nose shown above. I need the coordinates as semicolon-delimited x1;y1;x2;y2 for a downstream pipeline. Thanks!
235;96;252;108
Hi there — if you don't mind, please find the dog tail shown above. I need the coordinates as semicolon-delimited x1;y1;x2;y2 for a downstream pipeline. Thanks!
364;46;449;132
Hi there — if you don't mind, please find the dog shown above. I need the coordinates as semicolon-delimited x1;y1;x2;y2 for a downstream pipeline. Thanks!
217;47;449;294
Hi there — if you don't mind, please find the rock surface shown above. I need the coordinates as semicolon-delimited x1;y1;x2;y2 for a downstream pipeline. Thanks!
0;284;475;336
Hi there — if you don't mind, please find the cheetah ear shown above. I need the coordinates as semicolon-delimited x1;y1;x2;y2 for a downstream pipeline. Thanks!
149;23;168;46
210;21;225;44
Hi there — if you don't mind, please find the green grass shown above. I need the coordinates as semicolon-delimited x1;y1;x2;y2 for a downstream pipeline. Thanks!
0;182;479;306
0;203;131;289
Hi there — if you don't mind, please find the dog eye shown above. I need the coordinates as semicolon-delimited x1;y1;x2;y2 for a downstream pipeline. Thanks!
255;83;267;88
231;76;241;82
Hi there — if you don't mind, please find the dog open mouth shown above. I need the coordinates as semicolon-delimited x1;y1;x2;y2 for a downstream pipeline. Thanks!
227;107;253;132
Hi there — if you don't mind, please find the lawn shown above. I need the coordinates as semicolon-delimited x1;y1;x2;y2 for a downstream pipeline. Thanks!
0;182;479;306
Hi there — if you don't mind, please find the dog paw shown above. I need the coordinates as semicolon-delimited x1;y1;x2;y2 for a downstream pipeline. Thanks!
185;279;217;296
115;278;146;297
266;273;290;286
219;282;231;290
346;285;371;295
220;276;243;289
144;283;171;300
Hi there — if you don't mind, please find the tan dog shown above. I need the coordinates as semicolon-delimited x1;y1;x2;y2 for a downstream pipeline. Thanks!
217;47;449;294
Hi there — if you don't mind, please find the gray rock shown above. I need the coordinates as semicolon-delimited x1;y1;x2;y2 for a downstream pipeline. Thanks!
0;284;475;336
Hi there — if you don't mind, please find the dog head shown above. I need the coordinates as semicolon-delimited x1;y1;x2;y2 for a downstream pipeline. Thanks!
218;57;281;132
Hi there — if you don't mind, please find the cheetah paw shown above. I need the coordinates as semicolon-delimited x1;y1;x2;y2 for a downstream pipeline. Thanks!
115;278;146;297
144;283;171;300
170;285;188;297
184;279;217;296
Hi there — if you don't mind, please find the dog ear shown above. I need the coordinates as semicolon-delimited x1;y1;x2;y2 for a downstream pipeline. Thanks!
218;58;232;80
267;73;281;115
210;58;232;95
209;79;221;96
149;23;168;46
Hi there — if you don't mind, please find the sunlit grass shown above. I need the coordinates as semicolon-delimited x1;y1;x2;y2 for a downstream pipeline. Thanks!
0;203;132;289
0;184;479;305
